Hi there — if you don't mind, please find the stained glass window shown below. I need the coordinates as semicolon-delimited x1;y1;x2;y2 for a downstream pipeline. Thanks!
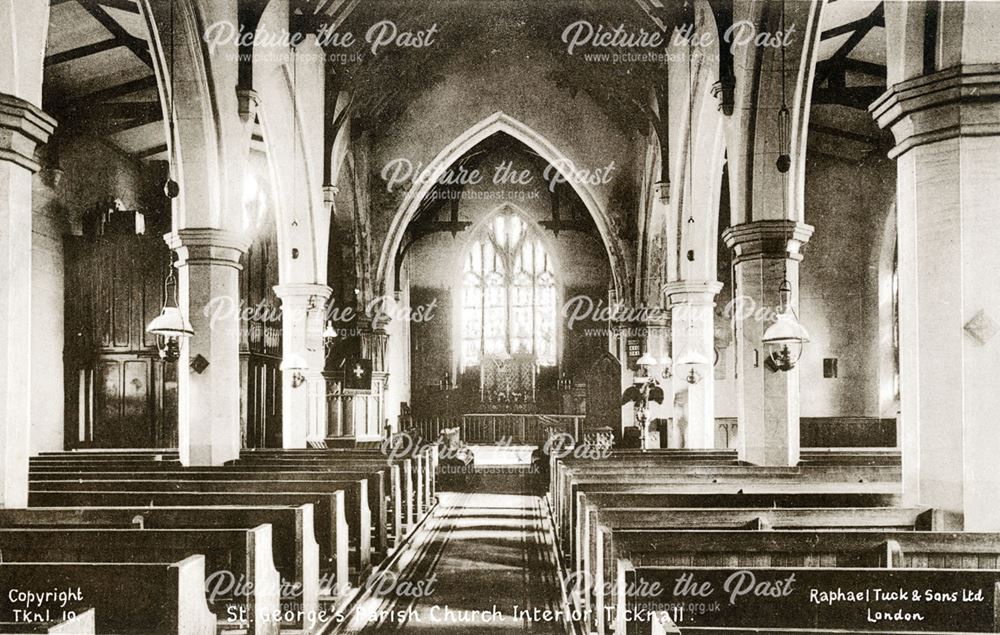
461;212;557;369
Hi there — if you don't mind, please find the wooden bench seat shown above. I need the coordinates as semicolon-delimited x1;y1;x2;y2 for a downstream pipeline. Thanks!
30;478;370;572
560;477;904;549
595;531;1000;635
232;456;427;534
0;505;321;626
32;460;403;547
618;565;1000;635
31;469;390;556
234;453;432;522
552;463;902;520
0;557;216;634
553;464;903;535
574;506;934;628
569;492;910;565
26;490;349;589
0;526;279;635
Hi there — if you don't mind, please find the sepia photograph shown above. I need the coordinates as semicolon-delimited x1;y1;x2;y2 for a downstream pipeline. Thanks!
1;0;999;632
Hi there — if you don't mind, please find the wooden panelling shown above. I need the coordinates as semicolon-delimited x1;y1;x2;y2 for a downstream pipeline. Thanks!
64;233;177;448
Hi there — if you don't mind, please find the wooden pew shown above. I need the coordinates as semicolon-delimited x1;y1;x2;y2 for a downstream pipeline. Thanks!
598;531;1000;635
549;451;742;504
551;461;901;527
31;468;389;557
0;505;321;627
575;506;933;633
560;475;903;555
30;478;371;572
0;609;95;634
617;565;1000;635
570;492;904;569
33;447;434;529
798;449;902;466
231;455;421;538
554;464;902;539
26;490;349;591
0;556;217;634
235;450;432;523
578;505;933;602
0;526;279;635
33;459;402;551
237;445;436;501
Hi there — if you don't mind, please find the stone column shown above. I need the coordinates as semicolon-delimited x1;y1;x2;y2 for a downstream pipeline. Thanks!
0;93;56;507
872;66;1000;530
722;221;813;466
274;283;331;448
663;281;724;449
166;228;249;466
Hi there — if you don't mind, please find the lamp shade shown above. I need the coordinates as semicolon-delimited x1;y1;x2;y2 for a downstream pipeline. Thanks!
659;355;672;367
280;354;309;372
676;348;711;366
323;321;337;339
763;307;810;370
145;306;193;338
636;351;657;367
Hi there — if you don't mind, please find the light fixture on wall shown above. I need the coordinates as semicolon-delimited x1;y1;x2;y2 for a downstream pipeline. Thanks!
660;354;673;379
676;349;709;384
281;354;308;388
322;320;338;360
146;259;193;362
636;351;657;377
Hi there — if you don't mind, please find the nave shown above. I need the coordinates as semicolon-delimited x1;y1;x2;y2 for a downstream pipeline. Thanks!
346;489;566;635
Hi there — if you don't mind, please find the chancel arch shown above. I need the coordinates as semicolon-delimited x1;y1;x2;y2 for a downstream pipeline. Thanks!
376;111;629;304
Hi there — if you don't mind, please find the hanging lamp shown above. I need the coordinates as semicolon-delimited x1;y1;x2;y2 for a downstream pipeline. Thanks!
146;260;193;361
763;0;809;372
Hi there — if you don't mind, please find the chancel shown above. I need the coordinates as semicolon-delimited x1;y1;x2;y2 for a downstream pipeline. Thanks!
2;0;1000;633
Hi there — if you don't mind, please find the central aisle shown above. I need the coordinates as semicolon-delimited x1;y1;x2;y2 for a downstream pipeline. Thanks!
344;488;569;634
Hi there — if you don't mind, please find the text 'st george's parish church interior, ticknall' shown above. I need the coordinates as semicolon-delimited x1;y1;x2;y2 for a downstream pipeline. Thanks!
2;0;1000;633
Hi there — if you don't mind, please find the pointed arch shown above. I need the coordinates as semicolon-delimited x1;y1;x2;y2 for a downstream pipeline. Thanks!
375;111;627;300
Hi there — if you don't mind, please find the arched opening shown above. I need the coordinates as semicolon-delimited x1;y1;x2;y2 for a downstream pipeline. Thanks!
392;130;612;428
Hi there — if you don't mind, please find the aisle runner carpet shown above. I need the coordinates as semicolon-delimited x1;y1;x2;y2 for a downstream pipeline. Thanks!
347;487;568;634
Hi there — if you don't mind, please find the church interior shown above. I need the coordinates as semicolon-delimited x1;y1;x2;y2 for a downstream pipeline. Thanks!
2;0;1000;633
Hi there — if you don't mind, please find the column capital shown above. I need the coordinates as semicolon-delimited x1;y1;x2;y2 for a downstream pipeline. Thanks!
871;64;1000;159
273;283;332;305
323;184;340;202
165;228;250;269
662;280;724;308
722;220;814;264
0;93;57;173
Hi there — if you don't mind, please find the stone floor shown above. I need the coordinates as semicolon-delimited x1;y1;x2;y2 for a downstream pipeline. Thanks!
344;472;568;634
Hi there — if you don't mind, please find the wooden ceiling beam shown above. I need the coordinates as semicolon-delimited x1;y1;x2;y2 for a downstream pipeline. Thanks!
45;38;120;67
815;3;884;85
76;0;152;67
136;143;168;159
57;75;158;113
51;0;141;13
821;12;885;41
